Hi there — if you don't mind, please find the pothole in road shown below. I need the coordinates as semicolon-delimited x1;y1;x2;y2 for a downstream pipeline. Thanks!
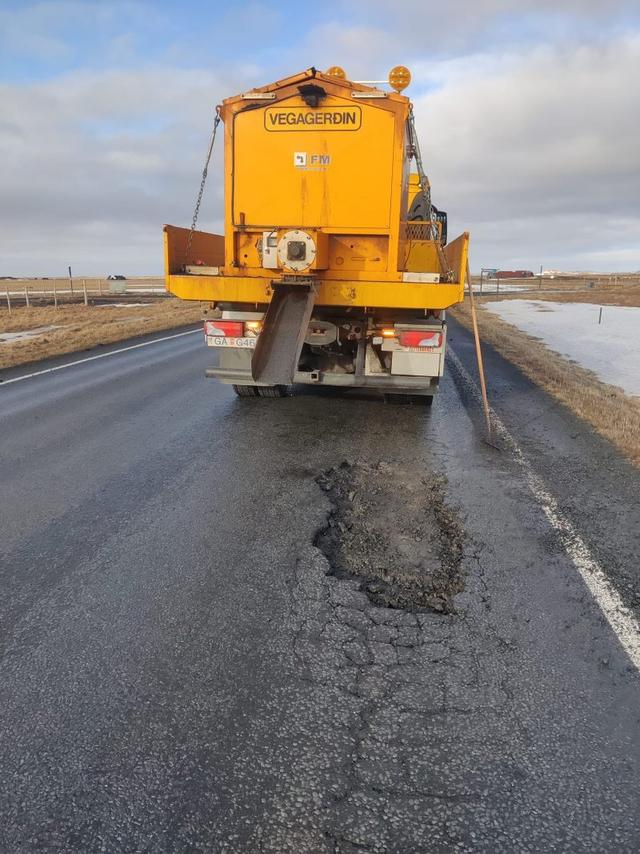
315;460;466;613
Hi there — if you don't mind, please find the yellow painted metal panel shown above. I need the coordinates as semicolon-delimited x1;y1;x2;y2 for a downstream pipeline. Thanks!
443;232;470;289
164;224;224;275
231;95;395;230
403;240;440;273
167;273;464;311
220;71;410;277
328;235;388;273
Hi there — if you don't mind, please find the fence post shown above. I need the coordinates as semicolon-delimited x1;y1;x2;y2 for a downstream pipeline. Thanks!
25;284;30;308
53;279;58;309
98;278;103;296
83;278;88;306
68;265;74;297
5;286;11;314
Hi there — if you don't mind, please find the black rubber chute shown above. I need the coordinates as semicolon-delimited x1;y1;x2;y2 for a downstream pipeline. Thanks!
251;283;316;384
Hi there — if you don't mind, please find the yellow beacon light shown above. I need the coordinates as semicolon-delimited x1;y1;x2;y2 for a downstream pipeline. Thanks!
326;65;346;79
388;65;411;92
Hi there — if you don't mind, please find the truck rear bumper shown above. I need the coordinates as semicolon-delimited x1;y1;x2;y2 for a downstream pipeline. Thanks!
205;366;438;395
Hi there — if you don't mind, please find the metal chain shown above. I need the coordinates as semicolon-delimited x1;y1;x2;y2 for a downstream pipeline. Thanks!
185;105;222;266
406;107;438;241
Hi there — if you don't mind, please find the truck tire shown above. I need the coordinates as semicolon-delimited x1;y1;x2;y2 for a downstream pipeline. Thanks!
417;394;435;407
384;393;434;406
232;384;259;398
258;385;287;398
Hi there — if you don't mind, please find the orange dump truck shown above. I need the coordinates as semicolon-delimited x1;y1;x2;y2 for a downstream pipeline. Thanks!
164;65;469;400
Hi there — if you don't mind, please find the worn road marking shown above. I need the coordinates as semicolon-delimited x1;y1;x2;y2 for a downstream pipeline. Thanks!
0;329;201;386
448;346;640;673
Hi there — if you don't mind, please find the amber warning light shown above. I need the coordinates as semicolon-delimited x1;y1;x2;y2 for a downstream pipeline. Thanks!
388;65;411;92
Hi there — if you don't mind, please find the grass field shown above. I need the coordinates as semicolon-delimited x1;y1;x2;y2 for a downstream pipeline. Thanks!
478;280;640;308
0;300;202;371
471;272;640;292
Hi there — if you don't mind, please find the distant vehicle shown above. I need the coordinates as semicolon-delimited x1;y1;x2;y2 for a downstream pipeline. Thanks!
107;274;127;280
496;269;534;279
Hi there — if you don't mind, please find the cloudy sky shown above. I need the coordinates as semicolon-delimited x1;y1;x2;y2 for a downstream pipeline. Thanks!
1;0;639;275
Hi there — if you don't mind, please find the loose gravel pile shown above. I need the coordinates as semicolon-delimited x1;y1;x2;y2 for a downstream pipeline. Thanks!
315;460;466;612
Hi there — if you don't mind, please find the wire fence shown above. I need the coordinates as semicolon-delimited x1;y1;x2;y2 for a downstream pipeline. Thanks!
471;273;640;297
1;278;166;313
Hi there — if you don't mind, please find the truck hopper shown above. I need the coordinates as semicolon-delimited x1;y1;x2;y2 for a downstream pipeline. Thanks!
164;65;469;398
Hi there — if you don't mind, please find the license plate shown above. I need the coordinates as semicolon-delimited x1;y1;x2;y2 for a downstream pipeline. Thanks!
206;335;257;349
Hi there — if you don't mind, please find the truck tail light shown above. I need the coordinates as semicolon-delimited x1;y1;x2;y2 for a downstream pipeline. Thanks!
244;320;262;335
399;331;442;349
204;320;243;337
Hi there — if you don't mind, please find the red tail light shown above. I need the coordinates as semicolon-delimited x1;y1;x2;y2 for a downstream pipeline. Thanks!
204;320;243;337
399;331;442;348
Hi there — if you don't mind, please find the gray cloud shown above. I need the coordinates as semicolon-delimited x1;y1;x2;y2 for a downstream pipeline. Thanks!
301;0;639;72
0;66;241;275
1;3;639;274
413;35;640;268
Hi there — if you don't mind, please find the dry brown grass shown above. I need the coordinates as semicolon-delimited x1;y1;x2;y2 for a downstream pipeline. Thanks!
471;273;640;291
0;300;202;370
451;299;640;466
479;281;640;308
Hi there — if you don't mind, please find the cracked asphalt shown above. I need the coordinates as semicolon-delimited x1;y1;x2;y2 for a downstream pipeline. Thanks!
1;321;639;852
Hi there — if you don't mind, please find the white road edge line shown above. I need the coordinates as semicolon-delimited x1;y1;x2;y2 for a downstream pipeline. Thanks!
0;329;201;386
448;346;640;673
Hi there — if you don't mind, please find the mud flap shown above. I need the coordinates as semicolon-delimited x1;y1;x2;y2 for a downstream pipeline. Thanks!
251;282;317;384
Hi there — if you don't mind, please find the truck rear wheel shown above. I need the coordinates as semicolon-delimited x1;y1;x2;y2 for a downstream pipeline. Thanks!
258;385;287;398
416;394;435;407
232;384;259;398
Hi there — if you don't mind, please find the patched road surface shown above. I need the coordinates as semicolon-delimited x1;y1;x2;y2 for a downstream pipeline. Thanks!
1;321;639;852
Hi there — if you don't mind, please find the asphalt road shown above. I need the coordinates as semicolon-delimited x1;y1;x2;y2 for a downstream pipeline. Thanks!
1;322;639;852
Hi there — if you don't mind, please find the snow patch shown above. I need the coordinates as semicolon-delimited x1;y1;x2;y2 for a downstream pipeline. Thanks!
0;325;62;343
472;283;530;293
483;300;640;397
